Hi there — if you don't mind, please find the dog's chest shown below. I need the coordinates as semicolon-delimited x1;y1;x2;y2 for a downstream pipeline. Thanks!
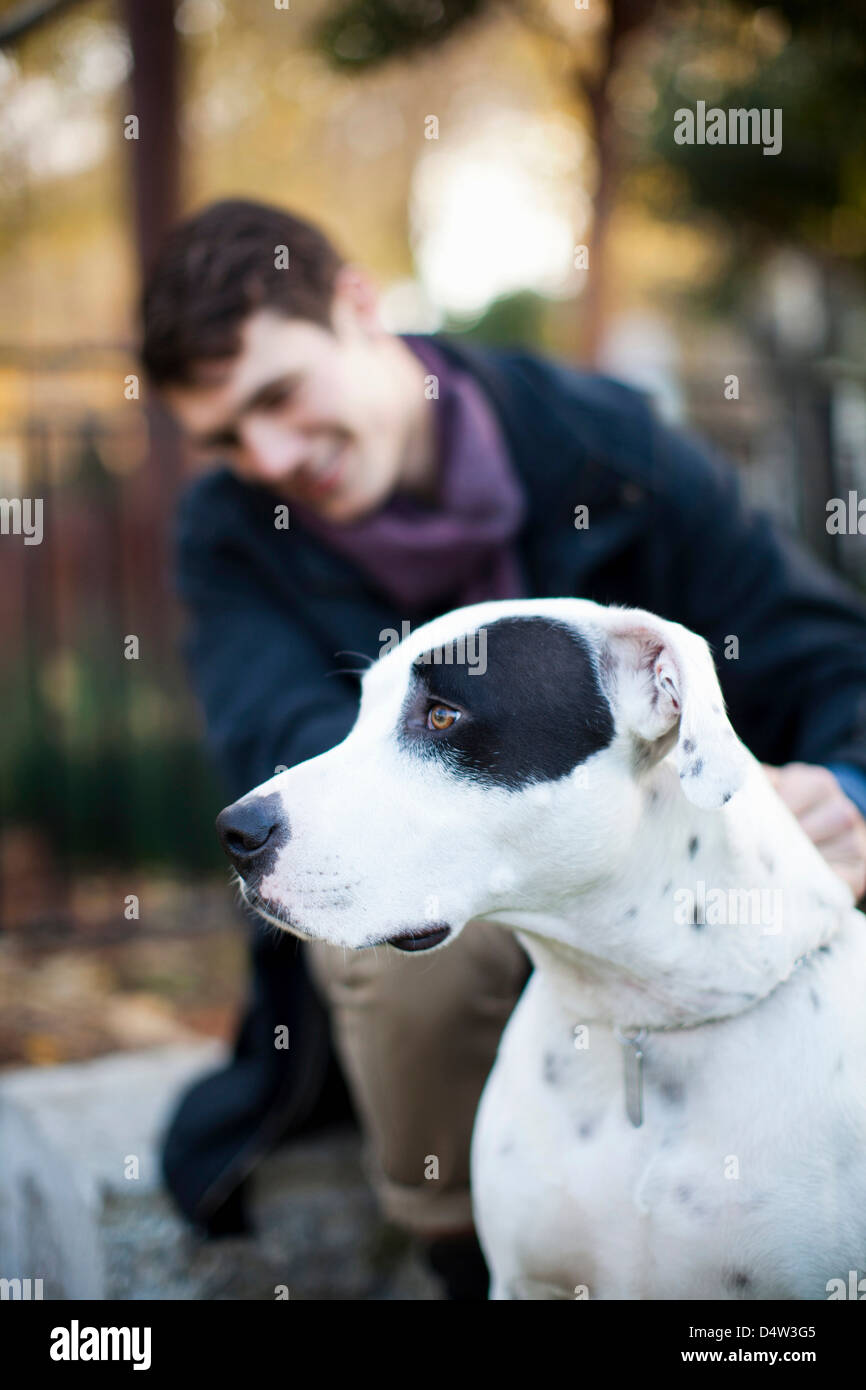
472;988;716;1297
470;958;866;1300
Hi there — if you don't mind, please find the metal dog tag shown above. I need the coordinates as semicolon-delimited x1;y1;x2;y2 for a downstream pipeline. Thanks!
615;1027;647;1128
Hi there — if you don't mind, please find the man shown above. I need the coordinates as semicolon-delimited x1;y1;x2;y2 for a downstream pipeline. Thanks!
141;198;866;1299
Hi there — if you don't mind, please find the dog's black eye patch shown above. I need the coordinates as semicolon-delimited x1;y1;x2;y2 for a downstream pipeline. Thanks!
398;616;615;789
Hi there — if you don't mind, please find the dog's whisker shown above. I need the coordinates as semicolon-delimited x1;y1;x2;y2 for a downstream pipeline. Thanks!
334;649;375;667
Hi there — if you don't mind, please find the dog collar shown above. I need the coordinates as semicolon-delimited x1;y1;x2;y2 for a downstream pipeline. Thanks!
611;943;826;1127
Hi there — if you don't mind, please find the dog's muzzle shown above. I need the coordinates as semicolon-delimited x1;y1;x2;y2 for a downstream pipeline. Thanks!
216;795;452;953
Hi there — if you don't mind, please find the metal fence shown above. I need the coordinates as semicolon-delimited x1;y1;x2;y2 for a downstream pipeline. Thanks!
0;354;224;932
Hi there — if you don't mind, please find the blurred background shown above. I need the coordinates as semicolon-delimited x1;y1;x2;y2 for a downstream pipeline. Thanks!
0;0;864;1075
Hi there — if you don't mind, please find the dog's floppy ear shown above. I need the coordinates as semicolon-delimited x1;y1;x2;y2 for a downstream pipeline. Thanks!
599;608;748;809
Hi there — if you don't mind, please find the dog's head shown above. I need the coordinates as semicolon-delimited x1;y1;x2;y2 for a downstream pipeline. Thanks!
216;599;750;951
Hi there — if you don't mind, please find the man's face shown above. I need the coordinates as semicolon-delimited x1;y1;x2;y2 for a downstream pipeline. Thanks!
162;278;418;523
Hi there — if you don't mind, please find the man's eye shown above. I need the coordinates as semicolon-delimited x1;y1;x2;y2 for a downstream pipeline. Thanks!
427;704;460;731
260;384;293;410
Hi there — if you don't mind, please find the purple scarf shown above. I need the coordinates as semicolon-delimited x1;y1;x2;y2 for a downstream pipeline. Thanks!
289;334;527;611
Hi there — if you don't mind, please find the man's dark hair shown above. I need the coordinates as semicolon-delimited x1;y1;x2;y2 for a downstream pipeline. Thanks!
140;199;346;387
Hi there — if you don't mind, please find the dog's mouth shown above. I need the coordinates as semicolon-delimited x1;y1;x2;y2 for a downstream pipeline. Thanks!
385;923;452;952
241;879;452;954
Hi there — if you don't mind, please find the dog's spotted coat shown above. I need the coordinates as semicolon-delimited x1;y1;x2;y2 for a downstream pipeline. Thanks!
217;598;866;1300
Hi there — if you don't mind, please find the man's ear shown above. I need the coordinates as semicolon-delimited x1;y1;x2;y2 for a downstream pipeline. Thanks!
599;608;749;810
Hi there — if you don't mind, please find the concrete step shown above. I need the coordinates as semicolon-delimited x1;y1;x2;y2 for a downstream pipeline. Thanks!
0;1044;441;1300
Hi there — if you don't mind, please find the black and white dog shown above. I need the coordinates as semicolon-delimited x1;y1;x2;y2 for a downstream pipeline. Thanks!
217;599;866;1300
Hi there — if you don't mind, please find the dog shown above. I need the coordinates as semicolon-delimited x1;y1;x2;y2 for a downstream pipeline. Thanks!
216;598;866;1300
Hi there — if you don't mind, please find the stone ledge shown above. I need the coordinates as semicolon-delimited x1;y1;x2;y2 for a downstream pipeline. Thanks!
0;1044;440;1300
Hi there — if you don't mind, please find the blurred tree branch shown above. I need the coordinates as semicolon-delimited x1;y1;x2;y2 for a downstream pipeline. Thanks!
0;0;81;48
313;0;865;356
313;0;667;360
314;0;484;69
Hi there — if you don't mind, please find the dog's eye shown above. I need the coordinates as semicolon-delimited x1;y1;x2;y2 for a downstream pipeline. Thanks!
427;704;460;731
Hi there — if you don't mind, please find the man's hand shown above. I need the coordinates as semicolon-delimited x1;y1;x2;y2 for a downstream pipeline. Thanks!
763;763;866;903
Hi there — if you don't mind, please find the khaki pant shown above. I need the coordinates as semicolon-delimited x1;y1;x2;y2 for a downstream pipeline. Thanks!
306;921;532;1236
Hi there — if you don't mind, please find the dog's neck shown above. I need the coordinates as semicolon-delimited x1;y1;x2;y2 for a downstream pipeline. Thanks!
496;753;853;1031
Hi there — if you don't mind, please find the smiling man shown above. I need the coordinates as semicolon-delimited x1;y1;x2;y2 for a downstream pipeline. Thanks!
141;198;866;1300
161;285;439;519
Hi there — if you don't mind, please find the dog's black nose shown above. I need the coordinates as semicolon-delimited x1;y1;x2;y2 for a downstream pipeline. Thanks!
216;796;284;873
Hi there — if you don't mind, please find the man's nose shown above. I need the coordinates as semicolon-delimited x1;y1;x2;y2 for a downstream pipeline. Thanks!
240;420;307;478
216;797;286;875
